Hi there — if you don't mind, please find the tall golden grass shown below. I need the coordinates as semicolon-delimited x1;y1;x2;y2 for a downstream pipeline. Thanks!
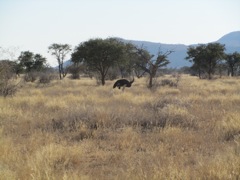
0;75;240;179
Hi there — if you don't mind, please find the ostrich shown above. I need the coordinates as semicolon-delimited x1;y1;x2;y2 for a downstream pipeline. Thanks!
113;78;134;91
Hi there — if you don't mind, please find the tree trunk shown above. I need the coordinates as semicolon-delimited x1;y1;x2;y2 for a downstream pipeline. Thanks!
119;68;124;78
208;71;212;79
100;71;106;85
62;65;67;78
231;67;234;76
198;68;201;79
148;75;153;88
101;76;105;85
58;64;62;80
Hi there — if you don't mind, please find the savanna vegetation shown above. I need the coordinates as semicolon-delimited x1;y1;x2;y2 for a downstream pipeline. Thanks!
0;75;240;179
1;39;240;179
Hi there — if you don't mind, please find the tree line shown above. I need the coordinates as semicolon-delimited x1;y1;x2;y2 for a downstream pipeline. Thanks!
1;38;240;92
1;38;172;88
48;40;240;83
186;43;240;79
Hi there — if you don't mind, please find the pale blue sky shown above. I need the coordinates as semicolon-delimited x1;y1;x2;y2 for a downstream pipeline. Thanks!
0;0;240;65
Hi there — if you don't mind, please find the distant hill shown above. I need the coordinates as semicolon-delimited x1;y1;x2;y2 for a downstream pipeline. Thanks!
120;39;190;68
121;31;240;68
216;31;240;53
62;31;240;68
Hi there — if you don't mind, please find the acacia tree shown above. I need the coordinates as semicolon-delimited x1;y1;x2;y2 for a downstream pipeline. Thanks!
18;51;34;72
120;43;147;78
205;43;225;79
134;46;172;88
225;52;240;76
32;54;47;71
185;45;206;78
116;43;134;78
71;38;125;85
18;51;47;73
186;43;225;79
48;44;71;80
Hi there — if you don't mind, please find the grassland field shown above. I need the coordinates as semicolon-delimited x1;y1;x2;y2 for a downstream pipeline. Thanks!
0;75;240;179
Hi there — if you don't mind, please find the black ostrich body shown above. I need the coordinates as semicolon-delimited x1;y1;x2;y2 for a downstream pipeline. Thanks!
113;78;134;90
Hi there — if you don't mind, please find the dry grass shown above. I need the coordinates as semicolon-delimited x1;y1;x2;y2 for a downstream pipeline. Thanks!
1;75;240;179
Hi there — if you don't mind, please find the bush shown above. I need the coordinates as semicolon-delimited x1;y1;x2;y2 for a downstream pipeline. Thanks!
24;72;38;82
23;71;57;84
0;61;19;97
160;79;178;87
0;80;19;97
38;72;57;84
106;68;118;80
67;65;83;79
159;75;181;87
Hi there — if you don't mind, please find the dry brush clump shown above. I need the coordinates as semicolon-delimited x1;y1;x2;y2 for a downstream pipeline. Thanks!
0;62;20;97
1;76;240;179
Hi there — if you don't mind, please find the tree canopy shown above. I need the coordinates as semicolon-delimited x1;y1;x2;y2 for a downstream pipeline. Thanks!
225;52;240;76
186;43;225;79
134;46;172;88
71;38;126;85
48;44;71;80
18;51;47;72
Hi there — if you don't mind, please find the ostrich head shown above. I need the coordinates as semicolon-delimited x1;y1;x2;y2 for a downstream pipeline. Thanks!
128;77;134;87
